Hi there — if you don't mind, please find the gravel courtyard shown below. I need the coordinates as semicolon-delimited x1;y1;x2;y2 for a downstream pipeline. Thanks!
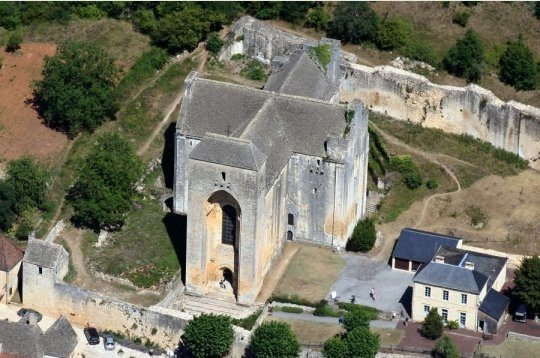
327;254;414;316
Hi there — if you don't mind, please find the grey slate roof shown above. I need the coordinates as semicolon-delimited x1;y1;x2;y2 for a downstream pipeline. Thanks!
413;261;488;294
43;316;78;358
435;246;507;289
479;289;510;320
23;239;62;269
0;320;43;357
178;76;348;188
264;50;335;101
392;228;462;263
190;133;267;171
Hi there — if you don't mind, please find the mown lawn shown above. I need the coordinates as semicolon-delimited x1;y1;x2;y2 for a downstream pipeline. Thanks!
268;317;344;346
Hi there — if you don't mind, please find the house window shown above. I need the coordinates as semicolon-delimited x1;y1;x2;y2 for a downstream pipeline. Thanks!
441;309;448;323
461;294;468;304
424;286;431;297
424;305;430;315
221;172;226;181
443;290;449;301
460;312;466;327
221;205;237;246
38;267;43;275
287;231;293;240
288;214;294;226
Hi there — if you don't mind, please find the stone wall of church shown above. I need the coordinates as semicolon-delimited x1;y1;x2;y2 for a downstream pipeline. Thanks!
173;134;199;214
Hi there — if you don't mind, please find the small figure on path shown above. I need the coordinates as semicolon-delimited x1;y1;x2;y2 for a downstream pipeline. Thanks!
219;279;226;289
351;295;356;304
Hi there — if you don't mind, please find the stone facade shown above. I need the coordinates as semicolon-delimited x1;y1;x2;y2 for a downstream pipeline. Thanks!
175;37;369;303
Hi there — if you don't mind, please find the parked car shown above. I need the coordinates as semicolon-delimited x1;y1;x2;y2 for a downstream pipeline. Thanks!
514;303;527;323
104;335;115;350
16;308;43;322
84;327;100;345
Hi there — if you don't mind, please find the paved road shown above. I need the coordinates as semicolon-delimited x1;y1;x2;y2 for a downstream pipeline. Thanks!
328;254;414;315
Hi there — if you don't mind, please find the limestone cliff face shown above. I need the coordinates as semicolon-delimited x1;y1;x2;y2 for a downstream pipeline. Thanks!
341;63;540;169
221;16;540;170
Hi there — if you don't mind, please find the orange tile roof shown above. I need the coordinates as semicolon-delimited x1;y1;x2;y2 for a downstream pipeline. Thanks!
0;236;24;271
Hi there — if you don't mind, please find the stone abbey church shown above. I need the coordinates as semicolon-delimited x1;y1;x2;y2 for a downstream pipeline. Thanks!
173;38;370;304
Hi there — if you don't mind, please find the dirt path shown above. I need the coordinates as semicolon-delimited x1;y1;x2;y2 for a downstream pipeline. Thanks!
137;47;208;156
370;123;463;261
256;242;302;303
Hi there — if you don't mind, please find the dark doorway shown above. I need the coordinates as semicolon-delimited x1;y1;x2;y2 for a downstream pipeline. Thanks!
222;268;233;286
288;213;294;226
287;230;293;240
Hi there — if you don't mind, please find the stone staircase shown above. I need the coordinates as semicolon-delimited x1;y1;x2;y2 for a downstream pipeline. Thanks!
177;295;261;320
366;191;384;215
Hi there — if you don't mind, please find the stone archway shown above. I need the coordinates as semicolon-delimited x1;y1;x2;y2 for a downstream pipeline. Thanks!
204;191;241;299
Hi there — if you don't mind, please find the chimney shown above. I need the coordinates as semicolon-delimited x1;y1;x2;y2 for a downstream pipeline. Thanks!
464;261;475;270
434;255;445;263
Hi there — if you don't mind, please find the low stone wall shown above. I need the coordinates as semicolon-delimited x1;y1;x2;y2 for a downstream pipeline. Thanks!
341;63;540;170
24;282;190;347
507;331;540;342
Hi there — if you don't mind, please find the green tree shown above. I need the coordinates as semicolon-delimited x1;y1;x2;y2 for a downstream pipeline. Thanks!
0;2;22;30
420;307;443;339
345;326;380;358
6;158;49;214
404;172;423;190
343;307;371;331
75;4;106;19
433;335;460;358
513;256;540;315
6;31;23;52
0;182;16;232
34;41;120;137
68;133;143;229
132;9;158;35
250;321;300;358
346;218;376;252
279;2;312;25
183;313;234;358
329;2;379;44
443;29;485;82
206;32;224;55
377;16;413;51
535;2;540;20
322;336;349;358
499;35;537;91
305;5;329;31
248;1;281;20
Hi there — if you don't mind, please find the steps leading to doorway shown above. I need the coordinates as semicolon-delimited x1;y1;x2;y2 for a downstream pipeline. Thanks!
178;294;261;320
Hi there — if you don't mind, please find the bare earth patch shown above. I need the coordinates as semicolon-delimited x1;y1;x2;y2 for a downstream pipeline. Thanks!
273;245;346;302
377;170;540;257
479;338;540;357
0;43;69;164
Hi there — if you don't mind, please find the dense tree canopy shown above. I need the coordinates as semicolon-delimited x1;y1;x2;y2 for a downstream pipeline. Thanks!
443;29;485;82
346;326;380;358
5;158;49;214
68;133;142;229
343;306;371;331
329;2;379;44
183;313;234;358
34;41;120;137
499;36;537;91
250;321;300;358
322;336;349;358
377;16;413;51
0;182;16;232
346;218;376;252
513;256;540;315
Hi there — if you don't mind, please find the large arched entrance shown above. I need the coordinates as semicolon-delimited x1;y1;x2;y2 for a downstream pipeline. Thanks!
205;191;241;300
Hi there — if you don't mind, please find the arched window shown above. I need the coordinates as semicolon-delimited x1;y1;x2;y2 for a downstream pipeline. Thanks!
221;205;237;245
288;213;294;226
287;231;293;240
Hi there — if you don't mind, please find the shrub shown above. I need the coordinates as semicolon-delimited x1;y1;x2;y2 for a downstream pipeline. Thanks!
183;313;234;358
231;309;261;330
230;53;245;61
420;308;443;340
464;205;487;227
346;326;380;358
270;294;319;307
6;31;23;52
426;178;439;189
337;303;379;320
322;336;349;358
343;308;371;332
15;209;36;240
452;11;471;27
133;9;158;35
443;29;485;82
447;320;459;330
280;306;303;314
206;32;224;55
404;172;423;189
241;60;266;81
499;35;537;91
376;16;413;51
250;321;300;358
433;335;460;358
389;155;417;174
309;44;332;70
346;218;376;252
313;305;342;317
402;39;438;66
305;5;329;32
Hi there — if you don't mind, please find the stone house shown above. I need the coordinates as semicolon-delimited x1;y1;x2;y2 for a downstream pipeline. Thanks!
0;236;24;304
406;236;508;332
174;41;370;304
